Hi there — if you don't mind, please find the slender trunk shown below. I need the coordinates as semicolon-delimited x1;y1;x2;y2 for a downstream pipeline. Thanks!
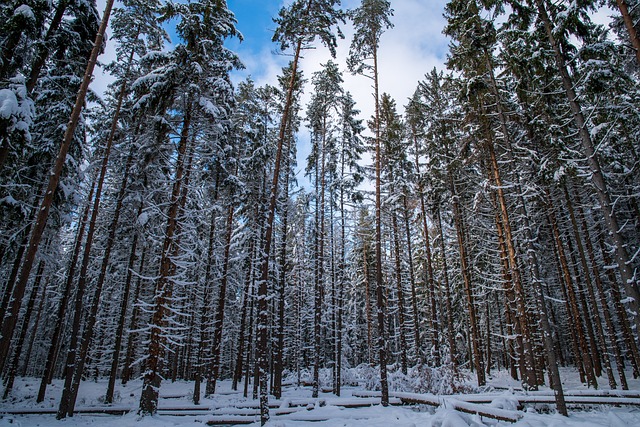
312;121;325;399
549;223;586;380
59;79;135;417
372;43;389;408
105;203;142;403
535;0;640;333
403;196;424;362
614;0;640;65
337;183;346;396
273;170;290;399
547;191;598;388
0;0;115;367
598;231;640;378
255;38;302;425
563;184;615;388
436;205;457;370
121;244;147;385
362;239;373;364
206;203;236;395
0;225;31;328
486;137;536;389
22;269;48;377
36;168;97;402
492;195;522;381
3;258;46;398
232;240;254;391
139;104;192;415
26;0;70;93
391;206;408;375
449;175;485;386
573;188;628;389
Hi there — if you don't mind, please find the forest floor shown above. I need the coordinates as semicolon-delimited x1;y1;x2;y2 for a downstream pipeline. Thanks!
1;368;639;426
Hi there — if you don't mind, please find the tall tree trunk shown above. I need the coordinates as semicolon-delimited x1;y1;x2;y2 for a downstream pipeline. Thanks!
105;202;142;403
362;238;373;364
36;174;96;402
486;136;536;390
573;187;629;389
563;184;615;388
194;171;222;400
139;104;192;415
435;205;457;370
403;195;424;362
206;202;236;395
22;267;48;377
547;191;598;389
255;38;302;425
312;120;326;399
391;205;408;375
121;244;147;385
58;68;135;418
0;0;115;367
597;230;640;378
232;239;255;391
273;157;290;399
3;258;46;398
614;0;640;65
372;43;389;408
449;175;485;386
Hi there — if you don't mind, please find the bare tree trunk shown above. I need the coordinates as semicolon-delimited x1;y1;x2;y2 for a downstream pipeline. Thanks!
232;240;254;391
22;268;48;376
371;44;389;408
59;70;136;418
255;38;302;425
0;0;115;368
273;166;290;399
598;232;640;378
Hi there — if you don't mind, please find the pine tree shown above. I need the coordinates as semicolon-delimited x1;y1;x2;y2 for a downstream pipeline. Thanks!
347;0;393;406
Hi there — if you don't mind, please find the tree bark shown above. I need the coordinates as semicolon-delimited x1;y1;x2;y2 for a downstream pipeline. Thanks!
139;104;192;415
449;175;485;386
614;0;640;65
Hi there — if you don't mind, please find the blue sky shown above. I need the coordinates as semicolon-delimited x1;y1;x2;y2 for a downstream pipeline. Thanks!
93;0;452;186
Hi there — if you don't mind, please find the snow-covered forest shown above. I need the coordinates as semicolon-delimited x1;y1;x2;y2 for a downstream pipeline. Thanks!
1;0;640;425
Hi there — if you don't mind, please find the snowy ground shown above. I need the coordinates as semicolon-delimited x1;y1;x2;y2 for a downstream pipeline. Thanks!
1;369;639;426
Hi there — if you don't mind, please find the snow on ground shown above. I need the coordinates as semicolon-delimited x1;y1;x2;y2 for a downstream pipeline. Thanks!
0;368;639;426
